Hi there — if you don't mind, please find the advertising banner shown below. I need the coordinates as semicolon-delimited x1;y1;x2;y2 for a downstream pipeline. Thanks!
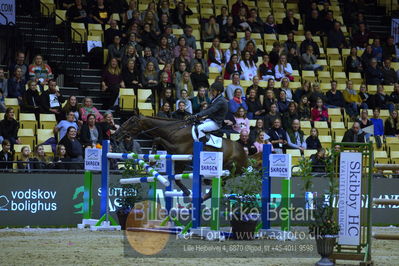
0;0;15;25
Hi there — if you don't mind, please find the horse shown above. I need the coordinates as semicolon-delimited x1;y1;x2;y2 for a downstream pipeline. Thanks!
114;113;249;198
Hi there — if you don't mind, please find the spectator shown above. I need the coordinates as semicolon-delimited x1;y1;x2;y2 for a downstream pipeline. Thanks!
190;63;209;91
247;8;263;33
294;80;312;103
321;10;335;35
121;44;140;68
280;78;293;102
372;38;383;63
301;45;323;71
343;80;367;119
190;49;209;76
157;102;172;118
240;51;257;81
17;146;33;172
243;40;263;62
220;16;238;43
0;68;7;98
383;36;396;61
374;84;394;112
0;139;13;170
156;36;173;65
39;79;65;121
172;101;191;120
171;1;193;28
216;6;229;27
62;95;81;122
21;80;41;119
80;114;104;148
282;10;299;34
225;73;244;100
116;134;142;154
391;83;399;109
249;118;265;143
264;15;278;34
176;71;194;99
224;54;242;80
203;16;220;42
122;59;141;95
358;109;373;129
306;128;322;150
236;129;257;156
141;2;158;23
239;30;256;52
142;11;159;34
90;0;110;26
28;55;53;86
102;112;120;138
159;87;175;109
246;75;264;97
58;126;83;168
80;97;103;122
224;39;241;67
140;47;160;72
269;41;283;66
163;26;178;49
140;23;159;53
158;13;170;34
311;97;328;121
254;131;271;154
298;95;311;120
141;61;159;99
232;107;250;133
208;38;225;72
192;87;210;114
263;88;277;113
66;0;90;23
342;121;366;143
258;54;275;81
9;51;29;81
370;108;384;136
361;45;374;67
231;0;249;17
31;144;53;170
277;90;289;114
325;80;345;108
287;47;301;71
282;102;299;130
305;10;321;35
102;58;125;109
283;32;298;54
54;111;79;140
352;23;371;48
346;47;363;73
126;0;139;22
319;2;330;20
359;84;373;109
381;58;398;85
176;89;193;114
308;82;326;107
174;47;191;72
53;144;70;170
384;110;399;136
274;54;293;81
327;22;345;49
264;102;280;130
7;67;26;100
310;148;326;173
228;88;248;114
157;71;174;99
286;119;306;152
268;118;287;154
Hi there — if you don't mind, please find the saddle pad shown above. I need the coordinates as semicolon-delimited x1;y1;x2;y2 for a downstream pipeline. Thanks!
191;126;223;149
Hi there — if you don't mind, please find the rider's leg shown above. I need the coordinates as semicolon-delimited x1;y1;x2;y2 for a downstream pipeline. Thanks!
197;119;219;141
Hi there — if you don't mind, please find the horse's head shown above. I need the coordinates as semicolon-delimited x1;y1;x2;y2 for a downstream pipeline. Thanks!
114;111;143;140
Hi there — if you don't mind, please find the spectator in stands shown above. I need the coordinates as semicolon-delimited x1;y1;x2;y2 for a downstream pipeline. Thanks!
372;38;383;63
325;80;345;108
66;0;90;23
287;47;301;71
192;87;210;114
282;10;299;34
102;58;125;109
142;11;160;34
125;34;143;58
0;139;13;170
90;0;110;26
156;36;173;65
190;63;209;91
190;49;209;76
224;40;240;64
305;10;321;35
301;45;323;71
264;15;278;34
158;13;170;34
159;87;175;109
116;133;142;154
384;110;399;136
28;55;53;87
234;7;250;31
232;107;250;133
122;59;141;95
352;23;371;48
239;30;255;52
258;54;275;81
0;68;7;100
21;80;40;119
247;8;264;33
268;118;287;154
80;114;104;148
141;23;159;53
383;36;396;61
31;144;54;170
7;67;25;101
102;112;120;138
269;41;283;66
58;126;83;168
342;121;366;143
246;76;264;99
17;146;33;172
249;118;265;142
121;45;139;69
346;47;363;74
225;73;244;100
157;71;174;99
229;88;248;114
310;148;326;173
172;101;190;120
220;16;238;43
280;78;293;102
54;111;79;140
173;37;194;61
381;59;398;85
282;102;299;130
343;80;366;119
142;61;159;101
300;31;320;58
275;54;293;81
53;144;69;170
231;0;249;17
374;84;394;112
126;0;138;22
174;47;191;72
224;54;242;80
370;108;384;136
176;89;192;113
358;109;373;129
294;80;311;103
306;127;322;150
240;51;257;81
321;10;335;35
283;32;298;54
277;90;289;114
254;131;271;154
262;87;276;112
361;45;374;67
80;97;103;122
163;26;178;49
309;82;326;107
391;83;399;109
9;52;29;81
264;102;280;130
298;95;311;121
141;2;158;22
207;38;225;73
216;6;229;27
203;16;220;42
171;1;193;28
63;95;80;122
327;22;346;49
140;47;160;72
359;84;373;109
39;79;65;122
106;35;124;62
236;129;257;156
157;102;172;118
311;97;328;121
176;72;194;99
286;119;306;152
243;40;263;63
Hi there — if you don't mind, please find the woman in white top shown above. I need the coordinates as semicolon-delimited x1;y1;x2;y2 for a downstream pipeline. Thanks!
224;39;240;64
208;38;224;72
176;89;193;114
240;51;258;81
274;54;293;81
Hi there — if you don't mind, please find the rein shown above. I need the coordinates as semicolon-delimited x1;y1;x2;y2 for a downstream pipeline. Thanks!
139;119;191;135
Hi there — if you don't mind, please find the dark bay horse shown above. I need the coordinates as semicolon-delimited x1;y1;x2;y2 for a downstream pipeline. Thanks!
114;114;248;197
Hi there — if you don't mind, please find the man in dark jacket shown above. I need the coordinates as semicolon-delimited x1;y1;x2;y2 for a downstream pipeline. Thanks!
381;59;398;85
194;82;228;142
236;129;257;155
365;58;384;85
6;67;26;100
0;139;14;171
342;122;366;143
172;101;191;120
39;79;65;121
325;80;345;108
327;22;346;48
300;31;320;57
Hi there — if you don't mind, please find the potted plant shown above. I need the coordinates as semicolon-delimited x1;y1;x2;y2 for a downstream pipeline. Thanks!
224;159;262;240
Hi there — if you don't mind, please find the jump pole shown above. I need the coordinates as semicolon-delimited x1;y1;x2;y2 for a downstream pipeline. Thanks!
77;171;100;228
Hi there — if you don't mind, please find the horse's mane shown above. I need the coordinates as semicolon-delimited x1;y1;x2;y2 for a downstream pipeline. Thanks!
147;115;180;122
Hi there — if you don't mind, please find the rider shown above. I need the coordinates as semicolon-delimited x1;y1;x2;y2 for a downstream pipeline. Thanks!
193;82;228;143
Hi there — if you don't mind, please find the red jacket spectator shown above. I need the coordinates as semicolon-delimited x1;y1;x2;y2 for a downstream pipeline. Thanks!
311;106;328;121
231;0;249;17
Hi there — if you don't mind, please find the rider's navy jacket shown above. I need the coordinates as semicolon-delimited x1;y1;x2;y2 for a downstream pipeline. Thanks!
196;94;228;127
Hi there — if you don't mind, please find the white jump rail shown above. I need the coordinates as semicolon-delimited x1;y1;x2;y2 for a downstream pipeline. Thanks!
107;152;193;161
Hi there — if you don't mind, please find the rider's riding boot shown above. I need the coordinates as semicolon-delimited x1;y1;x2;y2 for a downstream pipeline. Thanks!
199;136;207;144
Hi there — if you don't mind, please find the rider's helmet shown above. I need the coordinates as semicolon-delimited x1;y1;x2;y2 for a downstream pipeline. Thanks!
211;82;224;94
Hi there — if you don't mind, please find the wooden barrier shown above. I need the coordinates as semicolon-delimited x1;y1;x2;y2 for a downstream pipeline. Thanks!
372;199;399;205
374;163;399;170
372;233;399;240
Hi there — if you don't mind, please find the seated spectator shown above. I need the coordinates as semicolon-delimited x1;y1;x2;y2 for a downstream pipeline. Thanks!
258;54;275;81
62;95;80;122
385;110;399;136
172;101;191;120
301;45;323;71
383;36;396;61
282;102;299;130
327;22;346;49
372;38;383;63
234;7;250;31
157;72;174;99
157;102;172;118
176;89;192;113
365;58;383;85
264;102;280;130
140;47;160;72
306;127;322;150
346;47;363;74
243;40;263;63
9;51;29;81
361;45;374;67
163;26;178;49
342;121;366;143
107;35;124;62
58;126;83;168
160;63;173;84
305;10;321;35
239;30;256;52
282;10;299;34
122;43;140;68
275;54;293;81
246;88;264;119
358;109;373;129
21;80;41;119
254;131;272;154
17;146;33;172
220;16;237;43
203;16;220;42
286;119;307;152
141;23;159;54
236;129;257;156
247;8;264;33
80;97;103;122
171;1;193;29
283;32;298;54
156;36;173;65
105;19;123;47
240;51;257;81
102;58;125;109
224;54;242;80
310;148;326;173
249;118;265;143
229;88;248;114
325;80;344;108
287;47;301;71
190;49;209;76
192;87;210;114
28;54;53;87
173;37;194;61
39;79;65;122
225;40;240;65
53;144;70;169
232;107;250;133
391;83;399;109
359;84;373;109
182;26;197;50
309;82;326;107
263;88;277;113
268;118;287;153
190;63;209;91
176;71;194;99
216;6;228;27
66;0;90;23
352;23;371;48
54;111;79;140
322;10;335;35
277;90;289;114
294;80;312;103
31;144;53;170
141;61;159;99
0;68;7;98
90;0;110;26
0;108;19;145
159;87;175;109
311;97;328;121
7;67;26;100
246;76;264;98
280;77;293;102
298;95;311;120
370;108;384;136
374;85;394;112
269;41;283;66
80;114;104;148
225;73;244;100
102;112;120;138
264;14;278;34
381;58;398;85
343;80;366;119
208;38;225;72
122;59;141;95
0;139;13;171
116;134;142;154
